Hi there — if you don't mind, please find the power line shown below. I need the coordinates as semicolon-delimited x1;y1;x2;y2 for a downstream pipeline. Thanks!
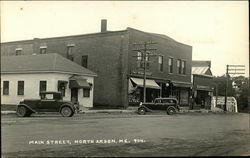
132;41;157;103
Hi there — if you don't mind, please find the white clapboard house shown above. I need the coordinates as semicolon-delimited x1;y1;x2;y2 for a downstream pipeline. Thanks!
1;53;97;109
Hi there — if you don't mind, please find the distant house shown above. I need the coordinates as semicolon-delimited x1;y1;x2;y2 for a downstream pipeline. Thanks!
192;61;214;109
1;53;97;109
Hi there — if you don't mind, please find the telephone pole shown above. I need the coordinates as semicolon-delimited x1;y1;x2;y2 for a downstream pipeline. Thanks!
133;41;157;103
224;64;245;111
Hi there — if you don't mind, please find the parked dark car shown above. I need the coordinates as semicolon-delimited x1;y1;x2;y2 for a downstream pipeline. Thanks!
16;91;79;117
137;98;180;115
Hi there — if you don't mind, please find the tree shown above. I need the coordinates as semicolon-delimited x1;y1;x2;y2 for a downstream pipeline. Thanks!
213;75;249;112
213;75;235;96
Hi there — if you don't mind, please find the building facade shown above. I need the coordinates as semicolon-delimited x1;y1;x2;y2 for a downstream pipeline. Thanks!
1;20;193;108
191;61;214;109
1;54;96;109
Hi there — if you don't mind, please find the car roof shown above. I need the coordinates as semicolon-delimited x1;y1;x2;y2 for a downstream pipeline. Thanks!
155;97;177;100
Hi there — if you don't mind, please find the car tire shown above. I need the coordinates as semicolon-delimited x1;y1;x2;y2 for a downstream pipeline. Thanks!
167;106;176;115
61;106;73;117
16;106;28;117
138;107;146;115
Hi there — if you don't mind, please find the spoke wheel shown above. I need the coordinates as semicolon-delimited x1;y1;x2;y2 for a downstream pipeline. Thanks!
61;106;73;117
167;106;176;115
138;107;146;115
16;106;27;117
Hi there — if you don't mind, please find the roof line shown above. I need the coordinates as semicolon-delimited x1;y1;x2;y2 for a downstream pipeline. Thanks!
1;30;128;44
127;27;192;47
1;71;97;77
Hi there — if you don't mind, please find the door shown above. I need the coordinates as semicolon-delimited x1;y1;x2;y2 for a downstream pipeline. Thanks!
37;93;58;112
71;88;78;104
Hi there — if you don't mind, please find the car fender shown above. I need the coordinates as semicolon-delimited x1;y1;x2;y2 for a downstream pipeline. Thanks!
17;104;36;113
167;106;178;111
59;104;74;113
138;105;152;112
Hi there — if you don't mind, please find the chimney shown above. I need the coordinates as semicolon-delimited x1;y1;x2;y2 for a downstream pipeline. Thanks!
101;19;107;32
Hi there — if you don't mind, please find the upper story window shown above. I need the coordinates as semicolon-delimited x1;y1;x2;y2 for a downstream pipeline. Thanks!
15;48;22;56
39;46;47;54
17;81;24;96
181;60;186;74
168;58;173;73
3;81;9;95
39;81;47;93
137;52;143;68
67;44;75;61
177;59;181;74
81;55;88;68
158;56;163;72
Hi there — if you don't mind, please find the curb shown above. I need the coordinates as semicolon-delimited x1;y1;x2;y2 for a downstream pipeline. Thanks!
1;109;226;115
79;110;137;114
1;111;16;115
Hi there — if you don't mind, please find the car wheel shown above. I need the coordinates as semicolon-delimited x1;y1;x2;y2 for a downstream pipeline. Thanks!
167;106;176;115
16;106;27;117
61;106;73;117
138;107;146;115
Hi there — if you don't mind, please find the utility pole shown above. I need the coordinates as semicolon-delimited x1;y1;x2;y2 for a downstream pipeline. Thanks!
224;65;229;111
133;41;157;103
224;64;245;111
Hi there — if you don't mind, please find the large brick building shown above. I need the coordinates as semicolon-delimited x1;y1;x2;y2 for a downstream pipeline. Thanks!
1;20;193;108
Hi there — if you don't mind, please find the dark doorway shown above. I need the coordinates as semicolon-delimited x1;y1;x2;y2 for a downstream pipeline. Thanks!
71;88;78;104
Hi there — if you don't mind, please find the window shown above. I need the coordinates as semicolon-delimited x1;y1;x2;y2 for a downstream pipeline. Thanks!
181;60;186;74
40;47;47;54
67;46;74;61
58;81;67;97
168;58;173;73
3;81;9;95
41;94;53;100
17;81;24;95
158;56;163;72
39;81;47;93
81;55;88;68
137;52;143;68
15;48;22;56
83;88;90;97
177;59;181;74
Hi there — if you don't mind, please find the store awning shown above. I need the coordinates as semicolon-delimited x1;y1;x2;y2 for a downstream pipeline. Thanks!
171;81;192;88
69;76;91;88
130;77;160;89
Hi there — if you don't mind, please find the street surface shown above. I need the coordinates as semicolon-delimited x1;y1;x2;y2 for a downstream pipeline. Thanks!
1;112;250;157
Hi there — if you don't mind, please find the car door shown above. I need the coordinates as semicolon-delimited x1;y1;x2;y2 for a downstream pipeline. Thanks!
37;94;58;112
154;99;162;110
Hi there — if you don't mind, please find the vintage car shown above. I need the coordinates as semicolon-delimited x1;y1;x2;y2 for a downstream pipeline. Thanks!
137;98;180;115
16;91;79;117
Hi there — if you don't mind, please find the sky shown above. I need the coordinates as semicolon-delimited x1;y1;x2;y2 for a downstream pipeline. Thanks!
1;1;249;77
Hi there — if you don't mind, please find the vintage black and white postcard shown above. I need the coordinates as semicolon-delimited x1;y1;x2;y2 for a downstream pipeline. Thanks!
1;1;249;157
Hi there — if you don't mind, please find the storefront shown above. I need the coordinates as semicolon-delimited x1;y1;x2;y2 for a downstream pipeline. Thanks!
128;77;161;105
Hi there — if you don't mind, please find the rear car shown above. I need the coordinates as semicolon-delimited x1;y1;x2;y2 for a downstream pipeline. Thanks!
137;98;180;115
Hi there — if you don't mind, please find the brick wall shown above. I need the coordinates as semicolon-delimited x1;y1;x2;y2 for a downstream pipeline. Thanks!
127;28;192;83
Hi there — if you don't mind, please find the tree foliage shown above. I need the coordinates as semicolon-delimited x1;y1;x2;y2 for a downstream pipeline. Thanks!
213;75;249;112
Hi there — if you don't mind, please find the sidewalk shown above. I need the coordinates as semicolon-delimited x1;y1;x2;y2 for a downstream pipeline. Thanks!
1;106;225;115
